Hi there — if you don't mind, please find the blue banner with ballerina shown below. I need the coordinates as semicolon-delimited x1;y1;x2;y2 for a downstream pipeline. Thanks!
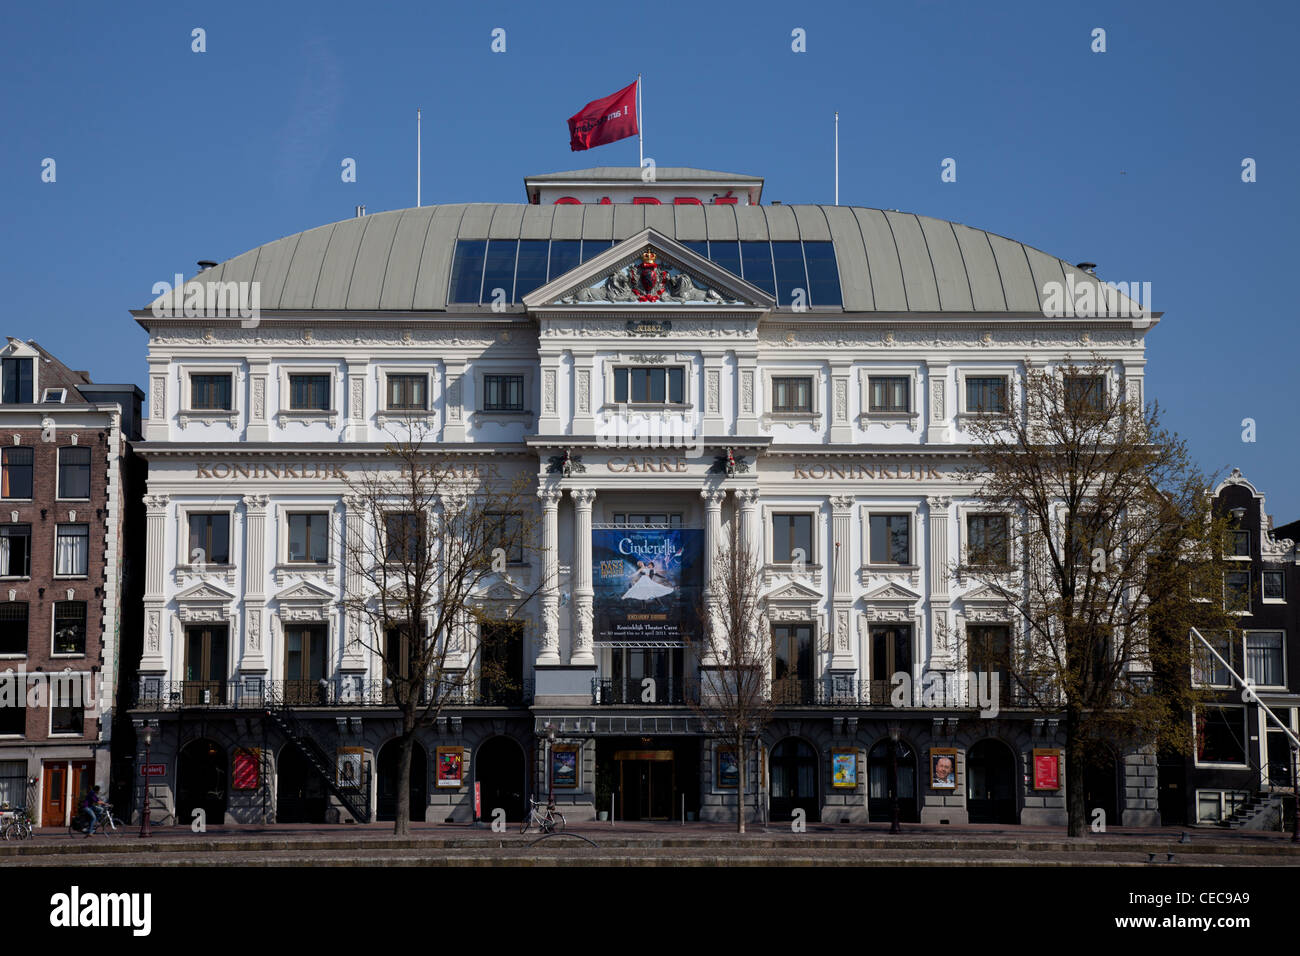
593;528;703;643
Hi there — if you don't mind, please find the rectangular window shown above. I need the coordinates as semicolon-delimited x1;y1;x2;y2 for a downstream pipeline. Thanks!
1;447;33;499
1064;374;1105;412
55;525;89;577
1246;631;1285;687
739;241;775;295
0;760;26;802
870;624;912;700
0;525;31;577
613;367;684;404
191;374;233;410
1069;511;1109;568
53;601;87;655
448;239;487;304
483;374;525;411
57;447;91;499
0;701;24;736
287;512;329;564
772;513;813;564
1224;571;1251;612
771;377;812;413
967;514;1009;567
385;512;423;564
546;240;581;282
1;358;33;404
1196;705;1247;764
42;388;66;404
288;374;331;411
613;513;682;527
1230;530;1251;557
771;241;809;307
967;625;1013;707
484;512;524;563
1193;630;1239;688
869;514;911;565
386;374;427;411
869;377;910;413
965;376;1007;414
513;240;549;300
802;242;842;307
708;240;742;278
51;701;84;735
0;602;28;655
482;239;519;304
187;513;230;566
772;622;813;702
1262;570;1285;601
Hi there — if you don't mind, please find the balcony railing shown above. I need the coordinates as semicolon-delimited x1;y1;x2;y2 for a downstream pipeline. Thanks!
130;677;534;711
593;677;693;706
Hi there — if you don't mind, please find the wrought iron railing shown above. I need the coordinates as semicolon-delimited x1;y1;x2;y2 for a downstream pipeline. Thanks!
593;677;693;705
131;677;534;710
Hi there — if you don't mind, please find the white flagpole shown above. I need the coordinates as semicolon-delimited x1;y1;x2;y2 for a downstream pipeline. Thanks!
417;108;422;207
834;111;839;206
637;73;643;167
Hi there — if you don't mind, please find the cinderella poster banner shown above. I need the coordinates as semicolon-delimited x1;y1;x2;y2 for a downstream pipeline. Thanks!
593;528;703;643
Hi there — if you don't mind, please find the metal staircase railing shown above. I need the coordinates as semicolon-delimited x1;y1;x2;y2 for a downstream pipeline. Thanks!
262;704;370;823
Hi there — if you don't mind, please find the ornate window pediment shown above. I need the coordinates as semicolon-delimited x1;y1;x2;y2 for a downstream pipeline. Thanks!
961;583;1014;623
764;579;824;624
174;580;238;622
863;581;922;622
274;580;335;622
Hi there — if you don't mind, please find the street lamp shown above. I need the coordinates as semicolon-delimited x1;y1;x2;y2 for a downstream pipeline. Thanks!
888;721;902;835
139;723;153;838
545;723;556;808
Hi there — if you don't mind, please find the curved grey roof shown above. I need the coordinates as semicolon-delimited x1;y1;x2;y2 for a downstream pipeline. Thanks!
142;203;1138;316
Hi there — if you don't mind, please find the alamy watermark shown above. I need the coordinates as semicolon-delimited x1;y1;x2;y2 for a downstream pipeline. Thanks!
0;667;100;711
151;274;261;327
890;670;1002;718
596;407;704;458
1041;273;1151;321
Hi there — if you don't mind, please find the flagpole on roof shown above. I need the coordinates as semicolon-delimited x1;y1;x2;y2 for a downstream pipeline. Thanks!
637;74;643;168
834;111;839;206
417;108;422;208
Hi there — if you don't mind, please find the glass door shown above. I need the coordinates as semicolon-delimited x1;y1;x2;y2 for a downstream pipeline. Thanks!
184;626;228;704
285;624;328;704
870;625;912;702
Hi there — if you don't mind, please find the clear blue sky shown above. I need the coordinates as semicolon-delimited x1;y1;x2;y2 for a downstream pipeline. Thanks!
3;0;1296;518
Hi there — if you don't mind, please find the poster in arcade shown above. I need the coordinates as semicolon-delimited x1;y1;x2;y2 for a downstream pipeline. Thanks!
593;528;702;643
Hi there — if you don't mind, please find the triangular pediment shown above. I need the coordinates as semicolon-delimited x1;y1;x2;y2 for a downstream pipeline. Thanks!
863;581;923;603
175;581;238;603
962;584;1011;604
765;580;824;603
478;576;530;602
523;229;775;309
274;580;335;604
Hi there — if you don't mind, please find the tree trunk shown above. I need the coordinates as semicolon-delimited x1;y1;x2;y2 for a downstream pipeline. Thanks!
1065;708;1085;837
737;735;746;834
395;727;414;836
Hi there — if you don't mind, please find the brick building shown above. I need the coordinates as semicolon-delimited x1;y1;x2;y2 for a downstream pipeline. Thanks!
0;338;144;827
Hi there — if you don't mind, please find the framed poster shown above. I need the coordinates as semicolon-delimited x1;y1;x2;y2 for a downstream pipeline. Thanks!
232;749;260;790
716;746;739;789
1033;749;1061;791
831;750;857;788
593;528;703;644
436;747;465;789
336;747;364;790
930;748;958;790
552;745;578;789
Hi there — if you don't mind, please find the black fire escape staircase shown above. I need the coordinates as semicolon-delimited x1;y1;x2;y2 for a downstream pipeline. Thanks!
262;704;370;823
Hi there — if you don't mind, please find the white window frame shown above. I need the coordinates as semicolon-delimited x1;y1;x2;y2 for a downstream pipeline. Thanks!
476;366;535;422
178;504;237;569
55;446;92;502
1223;569;1252;616
858;367;920;428
956;504;1016;572
0;444;34;503
1261;568;1286;604
1055;367;1113;415
374;366;438;428
1193;703;1250;769
278;366;339;428
862;505;921;571
382;509;427;566
47;678;86;736
180;365;241;428
52;523;90;579
50;599;88;658
0;524;32;580
1244;629;1287;690
603;355;695;412
0;343;40;406
1195;788;1252;824
278;506;334;567
760;365;821;427
1191;629;1239;690
41;388;66;404
0;599;30;658
765;505;821;571
955;366;1017;420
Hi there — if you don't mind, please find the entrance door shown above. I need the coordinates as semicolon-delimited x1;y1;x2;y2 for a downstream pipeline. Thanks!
772;623;813;704
277;745;327;823
615;751;675;820
868;739;918;823
1157;750;1187;826
177;738;227;825
870;625;912;702
41;762;67;827
184;625;228;705
476;736;526;821
967;739;1017;824
769;738;819;822
377;739;427;822
1265;708;1296;789
479;622;524;705
284;624;328;705
1082;748;1120;826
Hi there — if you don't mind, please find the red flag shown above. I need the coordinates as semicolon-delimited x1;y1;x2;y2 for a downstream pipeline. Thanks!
568;81;638;151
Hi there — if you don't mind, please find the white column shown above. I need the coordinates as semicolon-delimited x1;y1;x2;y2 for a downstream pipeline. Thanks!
828;494;856;671
735;488;761;559
240;494;269;673
570;488;596;666
442;360;467;442
340;495;368;671
829;362;852;444
927;495;953;666
925;361;950;444
344;361;368;443
536;488;563;664
247;359;271;442
700;488;727;665
139;493;170;673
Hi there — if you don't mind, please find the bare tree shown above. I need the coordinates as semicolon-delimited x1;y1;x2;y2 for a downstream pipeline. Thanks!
339;427;539;835
691;519;776;833
958;360;1233;836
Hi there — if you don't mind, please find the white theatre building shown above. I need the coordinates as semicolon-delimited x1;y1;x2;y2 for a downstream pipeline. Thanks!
128;165;1159;827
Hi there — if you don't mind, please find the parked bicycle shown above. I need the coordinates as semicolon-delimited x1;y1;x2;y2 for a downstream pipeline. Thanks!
520;797;566;834
1;808;33;841
68;802;124;836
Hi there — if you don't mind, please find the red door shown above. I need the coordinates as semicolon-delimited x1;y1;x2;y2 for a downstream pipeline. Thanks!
41;762;67;827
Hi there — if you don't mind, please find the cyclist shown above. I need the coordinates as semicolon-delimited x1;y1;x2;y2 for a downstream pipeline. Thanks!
83;785;108;836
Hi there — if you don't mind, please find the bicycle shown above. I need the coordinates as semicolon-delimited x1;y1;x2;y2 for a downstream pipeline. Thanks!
69;803;124;837
2;808;33;841
519;797;566;834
